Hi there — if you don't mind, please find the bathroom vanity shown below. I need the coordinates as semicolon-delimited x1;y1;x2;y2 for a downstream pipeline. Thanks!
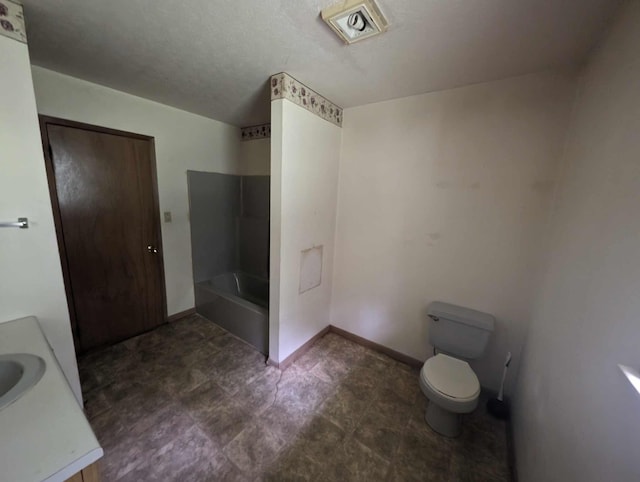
0;317;103;482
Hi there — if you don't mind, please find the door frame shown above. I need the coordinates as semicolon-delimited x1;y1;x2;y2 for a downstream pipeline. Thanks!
39;115;168;353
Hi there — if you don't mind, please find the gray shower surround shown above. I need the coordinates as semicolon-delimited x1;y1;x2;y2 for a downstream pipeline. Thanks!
188;171;269;353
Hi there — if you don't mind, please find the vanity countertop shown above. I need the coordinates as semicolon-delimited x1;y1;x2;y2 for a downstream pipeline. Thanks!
0;316;103;482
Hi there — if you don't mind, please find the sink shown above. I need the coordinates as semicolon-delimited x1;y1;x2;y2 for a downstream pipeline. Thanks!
0;354;46;410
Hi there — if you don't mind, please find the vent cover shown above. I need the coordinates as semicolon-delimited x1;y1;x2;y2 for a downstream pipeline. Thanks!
321;0;388;44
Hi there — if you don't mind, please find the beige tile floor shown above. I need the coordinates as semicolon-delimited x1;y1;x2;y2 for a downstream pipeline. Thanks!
78;314;511;481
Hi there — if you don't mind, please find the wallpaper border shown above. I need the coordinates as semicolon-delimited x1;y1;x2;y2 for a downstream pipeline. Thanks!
0;0;27;44
241;123;271;141
270;72;342;127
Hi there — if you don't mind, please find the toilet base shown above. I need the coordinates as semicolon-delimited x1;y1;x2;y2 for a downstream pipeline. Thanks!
425;402;462;437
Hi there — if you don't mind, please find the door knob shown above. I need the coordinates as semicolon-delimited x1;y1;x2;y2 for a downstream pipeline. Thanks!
147;245;158;253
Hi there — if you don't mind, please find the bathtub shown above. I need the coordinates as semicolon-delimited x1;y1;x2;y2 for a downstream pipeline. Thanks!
194;272;269;354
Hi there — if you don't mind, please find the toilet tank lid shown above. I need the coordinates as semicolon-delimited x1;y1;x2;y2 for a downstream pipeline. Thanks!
427;301;495;332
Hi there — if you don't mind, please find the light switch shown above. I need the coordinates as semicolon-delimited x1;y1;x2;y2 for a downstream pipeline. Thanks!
164;211;172;223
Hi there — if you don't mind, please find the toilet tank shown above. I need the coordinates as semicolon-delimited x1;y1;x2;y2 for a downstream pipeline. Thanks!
427;301;495;359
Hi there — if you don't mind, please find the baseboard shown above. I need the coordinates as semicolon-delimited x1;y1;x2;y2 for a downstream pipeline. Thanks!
482;389;518;482
166;307;196;323
266;324;424;371
506;415;519;482
271;325;331;370
328;325;423;369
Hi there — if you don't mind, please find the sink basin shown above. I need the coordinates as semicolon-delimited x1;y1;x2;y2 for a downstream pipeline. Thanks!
0;354;46;410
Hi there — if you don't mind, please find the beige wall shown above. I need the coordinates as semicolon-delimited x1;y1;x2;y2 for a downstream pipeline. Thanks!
331;71;577;392
0;39;81;402
270;99;341;363
31;66;241;317
514;3;640;480
239;138;270;176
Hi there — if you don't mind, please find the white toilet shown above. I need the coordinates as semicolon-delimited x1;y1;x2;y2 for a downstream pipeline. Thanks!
419;301;495;437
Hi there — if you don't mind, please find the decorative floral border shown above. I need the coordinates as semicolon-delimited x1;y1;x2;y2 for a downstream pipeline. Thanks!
0;0;27;44
270;73;342;127
241;123;271;141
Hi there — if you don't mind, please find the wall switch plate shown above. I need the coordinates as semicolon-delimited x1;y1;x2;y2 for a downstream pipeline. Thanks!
164;211;172;223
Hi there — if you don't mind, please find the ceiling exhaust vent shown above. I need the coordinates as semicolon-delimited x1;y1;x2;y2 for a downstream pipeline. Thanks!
321;0;388;45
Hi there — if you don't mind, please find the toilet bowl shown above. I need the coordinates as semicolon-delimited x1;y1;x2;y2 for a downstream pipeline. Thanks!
419;354;480;437
419;301;494;437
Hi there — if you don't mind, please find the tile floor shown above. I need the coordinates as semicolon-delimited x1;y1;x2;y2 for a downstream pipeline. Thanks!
78;314;511;481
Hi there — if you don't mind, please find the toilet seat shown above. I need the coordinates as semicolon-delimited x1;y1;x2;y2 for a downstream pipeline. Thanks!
421;354;480;400
419;354;480;414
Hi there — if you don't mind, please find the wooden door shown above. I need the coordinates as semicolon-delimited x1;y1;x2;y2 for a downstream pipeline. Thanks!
41;117;166;353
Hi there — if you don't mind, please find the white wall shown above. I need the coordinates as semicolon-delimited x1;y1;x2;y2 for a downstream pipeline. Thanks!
331;71;577;392
514;3;640;481
239;138;270;176
30;66;241;317
270;99;341;363
0;38;81;402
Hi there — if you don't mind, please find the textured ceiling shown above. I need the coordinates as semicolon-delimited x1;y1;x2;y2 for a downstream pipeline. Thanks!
22;0;621;127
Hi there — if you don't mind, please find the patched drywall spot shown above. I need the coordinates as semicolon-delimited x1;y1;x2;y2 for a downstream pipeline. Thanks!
426;232;442;247
469;181;481;190
299;245;323;294
436;180;452;189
